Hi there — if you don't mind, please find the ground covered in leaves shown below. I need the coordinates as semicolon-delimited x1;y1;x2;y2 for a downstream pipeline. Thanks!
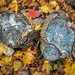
0;0;75;75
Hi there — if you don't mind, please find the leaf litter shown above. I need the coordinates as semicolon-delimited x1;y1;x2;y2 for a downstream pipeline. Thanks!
0;0;75;75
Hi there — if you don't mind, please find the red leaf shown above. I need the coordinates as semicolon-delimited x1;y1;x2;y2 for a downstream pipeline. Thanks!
27;9;40;18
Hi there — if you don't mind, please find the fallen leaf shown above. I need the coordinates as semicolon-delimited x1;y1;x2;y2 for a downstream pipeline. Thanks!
13;50;23;58
50;1;58;7
55;5;60;11
42;60;51;74
0;72;2;75
35;24;42;30
22;32;28;38
21;46;37;65
71;63;75;74
0;56;12;66
12;60;22;71
64;57;75;75
0;45;7;56
27;9;40;18
1;66;7;74
39;0;47;6
0;0;6;6
22;55;32;65
8;0;19;13
41;5;50;13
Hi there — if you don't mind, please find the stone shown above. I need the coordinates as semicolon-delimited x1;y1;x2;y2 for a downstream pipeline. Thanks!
0;11;39;48
40;10;74;61
33;18;42;25
18;70;30;75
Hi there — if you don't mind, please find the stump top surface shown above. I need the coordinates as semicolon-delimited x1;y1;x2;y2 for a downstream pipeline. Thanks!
0;12;32;48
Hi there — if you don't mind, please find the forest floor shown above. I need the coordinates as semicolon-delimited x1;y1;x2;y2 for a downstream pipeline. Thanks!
0;0;75;75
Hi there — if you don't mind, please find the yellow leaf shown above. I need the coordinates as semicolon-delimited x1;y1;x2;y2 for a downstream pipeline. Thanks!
13;60;22;71
42;60;51;74
71;63;75;74
22;32;28;38
8;0;19;13
22;55;31;64
13;50;23;58
12;0;18;13
15;4;18;14
64;63;72;74
55;6;59;11
65;57;73;65
12;0;17;4
41;5;50;13
21;46;37;65
64;57;75;75
32;0;36;2
0;56;12;66
1;66;7;74
0;0;6;6
0;45;7;56
50;1;58;7
35;24;42;30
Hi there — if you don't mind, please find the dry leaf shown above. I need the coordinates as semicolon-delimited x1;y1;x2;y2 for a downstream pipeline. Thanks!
35;24;42;30
22;32;28;38
12;60;22;71
39;0;47;6
50;1;58;7
0;0;6;6
8;0;19;13
64;57;75;75
21;46;37;65
42;60;51;74
13;50;23;58
1;66;7;74
22;55;32;64
27;9;40;18
41;5;50;13
0;45;7;56
0;56;12;66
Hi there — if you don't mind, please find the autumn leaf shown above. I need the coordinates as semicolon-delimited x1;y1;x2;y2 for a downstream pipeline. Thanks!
42;60;51;74
27;9;40;18
22;55;32;65
8;0;19;13
0;0;6;6
12;60;22;71
35;24;42;30
22;32;28;38
0;56;12;66
50;1;58;7
64;63;72;75
41;5;50;13
1;66;7;74
39;0;47;6
0;45;7;56
55;6;60;11
21;46;37;65
13;50;23;58
50;1;59;11
64;57;75;75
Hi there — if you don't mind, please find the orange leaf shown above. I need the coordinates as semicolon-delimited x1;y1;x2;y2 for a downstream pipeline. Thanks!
27;9;40;18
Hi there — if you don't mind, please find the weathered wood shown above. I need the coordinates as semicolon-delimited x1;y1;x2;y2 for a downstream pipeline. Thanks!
40;10;74;61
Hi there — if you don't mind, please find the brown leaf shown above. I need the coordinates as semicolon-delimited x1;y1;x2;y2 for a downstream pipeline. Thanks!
0;0;6;6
